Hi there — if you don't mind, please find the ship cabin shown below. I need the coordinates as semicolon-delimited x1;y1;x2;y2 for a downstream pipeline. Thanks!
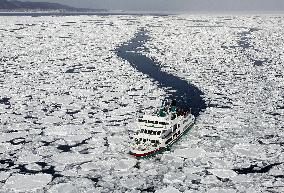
133;100;191;148
134;115;170;147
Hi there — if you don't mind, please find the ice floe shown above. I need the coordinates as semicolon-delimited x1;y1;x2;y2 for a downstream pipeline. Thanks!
0;172;10;182
47;183;78;193
208;169;237;179
17;150;42;164
52;152;94;165
163;171;186;184
207;188;236;193
4;174;52;192
155;186;181;193
114;158;137;171
174;147;206;159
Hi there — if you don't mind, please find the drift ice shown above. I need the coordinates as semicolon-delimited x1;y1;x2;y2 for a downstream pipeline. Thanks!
130;100;195;158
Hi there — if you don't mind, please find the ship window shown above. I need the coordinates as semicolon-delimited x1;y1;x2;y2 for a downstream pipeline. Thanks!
155;121;158;124
143;139;146;142
147;130;151;134
157;131;161;135
141;129;144;133
151;140;155;143
153;131;157;135
159;122;165;125
144;130;147;134
165;138;172;144
173;124;177;131
139;138;142;141
148;121;154;124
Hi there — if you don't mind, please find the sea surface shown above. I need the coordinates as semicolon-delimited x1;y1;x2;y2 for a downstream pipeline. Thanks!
0;14;283;193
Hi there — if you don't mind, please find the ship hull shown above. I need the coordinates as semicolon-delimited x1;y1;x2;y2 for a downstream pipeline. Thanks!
165;122;194;149
130;147;164;158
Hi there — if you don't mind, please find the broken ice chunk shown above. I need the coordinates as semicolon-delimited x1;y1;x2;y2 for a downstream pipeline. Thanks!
155;186;181;193
114;158;136;171
52;152;94;165
47;183;78;193
207;188;236;193
233;144;264;158
17;151;42;164
0;172;10;181
163;171;186;184
208;169;237;179
4;174;52;192
174;148;206;159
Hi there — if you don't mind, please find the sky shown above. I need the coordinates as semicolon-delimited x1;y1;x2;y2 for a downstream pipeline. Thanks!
25;0;284;12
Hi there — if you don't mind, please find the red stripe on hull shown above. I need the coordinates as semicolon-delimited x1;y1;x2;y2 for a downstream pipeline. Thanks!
130;148;163;157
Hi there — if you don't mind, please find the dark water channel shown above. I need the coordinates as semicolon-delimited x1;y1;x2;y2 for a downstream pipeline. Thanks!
116;29;206;117
223;27;267;66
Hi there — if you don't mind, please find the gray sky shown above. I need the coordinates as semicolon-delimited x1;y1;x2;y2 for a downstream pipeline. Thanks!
25;0;284;11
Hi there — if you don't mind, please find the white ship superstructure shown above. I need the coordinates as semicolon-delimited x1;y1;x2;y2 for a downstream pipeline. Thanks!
130;100;195;158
